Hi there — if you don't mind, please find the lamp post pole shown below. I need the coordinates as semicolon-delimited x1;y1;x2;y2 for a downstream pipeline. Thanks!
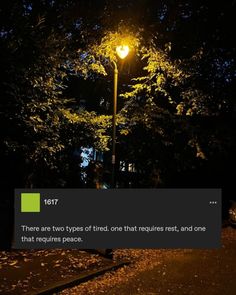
111;45;129;188
111;61;118;188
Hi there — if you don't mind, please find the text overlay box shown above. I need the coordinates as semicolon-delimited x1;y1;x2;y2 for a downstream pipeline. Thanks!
14;189;221;249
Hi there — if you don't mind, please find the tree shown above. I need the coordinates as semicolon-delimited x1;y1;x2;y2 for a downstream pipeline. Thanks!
0;0;110;189
86;6;235;187
0;0;235;190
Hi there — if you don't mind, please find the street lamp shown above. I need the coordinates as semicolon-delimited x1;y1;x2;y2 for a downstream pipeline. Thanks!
111;45;129;188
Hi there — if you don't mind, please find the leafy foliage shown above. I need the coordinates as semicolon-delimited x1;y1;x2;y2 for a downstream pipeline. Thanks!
0;0;235;189
0;0;111;187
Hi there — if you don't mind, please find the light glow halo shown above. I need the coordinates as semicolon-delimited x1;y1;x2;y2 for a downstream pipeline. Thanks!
116;45;129;59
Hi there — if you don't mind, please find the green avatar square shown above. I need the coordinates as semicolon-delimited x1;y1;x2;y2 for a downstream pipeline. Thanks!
21;193;40;212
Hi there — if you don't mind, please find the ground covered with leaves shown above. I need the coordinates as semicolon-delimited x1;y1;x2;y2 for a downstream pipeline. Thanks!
0;249;108;294
59;228;236;295
0;228;235;295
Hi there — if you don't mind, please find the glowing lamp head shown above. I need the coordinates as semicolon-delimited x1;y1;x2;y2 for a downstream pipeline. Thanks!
116;45;129;59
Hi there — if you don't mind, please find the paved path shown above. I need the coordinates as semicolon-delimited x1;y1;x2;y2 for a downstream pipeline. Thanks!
105;229;236;295
60;228;236;295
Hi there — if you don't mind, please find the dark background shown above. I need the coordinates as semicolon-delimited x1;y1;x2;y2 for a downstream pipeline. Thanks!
0;0;235;248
